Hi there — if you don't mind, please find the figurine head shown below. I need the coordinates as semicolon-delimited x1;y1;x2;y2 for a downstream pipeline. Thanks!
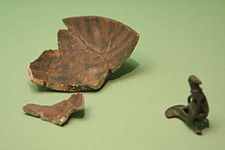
188;75;202;85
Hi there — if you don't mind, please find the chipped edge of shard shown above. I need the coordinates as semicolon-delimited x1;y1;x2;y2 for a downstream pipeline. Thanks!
27;63;105;92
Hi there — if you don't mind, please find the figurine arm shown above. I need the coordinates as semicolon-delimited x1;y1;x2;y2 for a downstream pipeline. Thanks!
188;95;192;103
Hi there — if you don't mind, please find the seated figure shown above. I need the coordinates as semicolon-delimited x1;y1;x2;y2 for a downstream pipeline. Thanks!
166;75;209;135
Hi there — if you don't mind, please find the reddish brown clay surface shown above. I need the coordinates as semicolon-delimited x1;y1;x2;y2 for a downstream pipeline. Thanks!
23;93;84;125
27;16;139;91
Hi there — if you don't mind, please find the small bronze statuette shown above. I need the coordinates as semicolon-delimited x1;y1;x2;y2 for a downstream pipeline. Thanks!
165;75;209;135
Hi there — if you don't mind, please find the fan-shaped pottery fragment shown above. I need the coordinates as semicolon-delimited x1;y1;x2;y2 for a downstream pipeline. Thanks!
27;16;139;91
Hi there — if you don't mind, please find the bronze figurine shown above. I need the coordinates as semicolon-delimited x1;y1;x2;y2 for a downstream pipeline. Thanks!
165;75;209;135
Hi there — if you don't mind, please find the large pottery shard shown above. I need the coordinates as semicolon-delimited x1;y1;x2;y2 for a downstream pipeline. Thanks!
23;94;84;125
27;16;139;91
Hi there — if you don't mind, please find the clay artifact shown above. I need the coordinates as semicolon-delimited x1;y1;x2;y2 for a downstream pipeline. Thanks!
23;93;84;125
165;75;209;135
27;16;139;91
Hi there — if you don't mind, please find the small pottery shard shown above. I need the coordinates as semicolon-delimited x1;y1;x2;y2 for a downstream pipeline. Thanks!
23;93;84;125
165;75;209;135
27;16;139;91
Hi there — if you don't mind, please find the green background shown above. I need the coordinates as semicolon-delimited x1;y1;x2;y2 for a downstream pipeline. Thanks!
0;0;225;149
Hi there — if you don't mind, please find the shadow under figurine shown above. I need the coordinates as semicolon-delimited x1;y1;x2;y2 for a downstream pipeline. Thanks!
165;75;209;135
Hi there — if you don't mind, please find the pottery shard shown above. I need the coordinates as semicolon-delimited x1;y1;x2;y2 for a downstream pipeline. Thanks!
23;93;84;125
27;16;139;91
